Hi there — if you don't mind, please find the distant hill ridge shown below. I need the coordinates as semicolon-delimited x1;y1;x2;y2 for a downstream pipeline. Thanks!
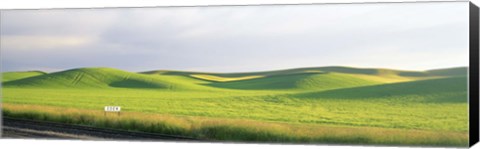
142;66;467;77
2;66;467;90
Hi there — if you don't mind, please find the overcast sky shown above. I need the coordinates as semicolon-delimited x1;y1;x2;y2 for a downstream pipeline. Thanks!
0;2;469;73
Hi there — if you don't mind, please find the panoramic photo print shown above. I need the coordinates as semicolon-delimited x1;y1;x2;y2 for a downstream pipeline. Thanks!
0;2;470;147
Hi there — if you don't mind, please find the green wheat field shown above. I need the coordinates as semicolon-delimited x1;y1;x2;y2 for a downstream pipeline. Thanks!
1;66;469;146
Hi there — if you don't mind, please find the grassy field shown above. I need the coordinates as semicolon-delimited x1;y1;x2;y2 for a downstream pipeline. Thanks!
1;66;469;146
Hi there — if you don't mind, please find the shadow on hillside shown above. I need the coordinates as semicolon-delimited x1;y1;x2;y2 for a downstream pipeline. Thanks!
293;76;467;103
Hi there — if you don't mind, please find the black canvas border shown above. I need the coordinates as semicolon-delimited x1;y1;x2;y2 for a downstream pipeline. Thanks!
470;1;479;147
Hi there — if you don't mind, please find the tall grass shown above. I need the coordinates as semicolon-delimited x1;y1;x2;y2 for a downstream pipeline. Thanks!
2;87;468;132
2;103;468;147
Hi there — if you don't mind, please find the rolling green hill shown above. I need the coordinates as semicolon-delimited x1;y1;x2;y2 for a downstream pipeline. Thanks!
3;66;467;91
142;67;413;91
2;67;212;90
183;66;465;90
2;71;46;82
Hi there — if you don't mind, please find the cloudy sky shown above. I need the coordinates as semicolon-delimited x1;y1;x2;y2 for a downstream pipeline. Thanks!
0;2;469;73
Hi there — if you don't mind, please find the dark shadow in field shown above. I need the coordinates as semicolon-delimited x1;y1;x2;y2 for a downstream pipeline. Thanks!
207;72;329;90
109;79;168;89
293;76;468;103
